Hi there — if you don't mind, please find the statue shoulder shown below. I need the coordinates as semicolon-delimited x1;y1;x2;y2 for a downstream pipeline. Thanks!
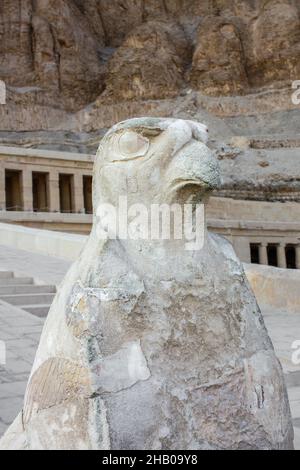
208;232;244;271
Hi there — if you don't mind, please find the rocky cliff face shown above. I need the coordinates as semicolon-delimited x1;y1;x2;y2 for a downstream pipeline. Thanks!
1;0;299;111
1;1;300;201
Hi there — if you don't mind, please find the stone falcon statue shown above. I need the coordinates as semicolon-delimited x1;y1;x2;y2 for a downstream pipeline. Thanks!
0;118;293;450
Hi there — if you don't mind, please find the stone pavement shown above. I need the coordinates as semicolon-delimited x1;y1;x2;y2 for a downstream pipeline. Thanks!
0;245;299;449
0;245;69;438
0;300;43;437
0;244;70;287
263;311;300;449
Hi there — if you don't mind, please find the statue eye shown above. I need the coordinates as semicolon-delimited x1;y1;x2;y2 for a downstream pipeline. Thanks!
118;131;149;158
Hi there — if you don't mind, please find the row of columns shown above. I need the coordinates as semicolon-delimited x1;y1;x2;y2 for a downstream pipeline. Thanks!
51;172;88;213
258;242;300;269
0;168;91;213
47;171;88;213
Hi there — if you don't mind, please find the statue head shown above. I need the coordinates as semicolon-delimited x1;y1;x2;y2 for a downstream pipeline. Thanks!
93;117;221;210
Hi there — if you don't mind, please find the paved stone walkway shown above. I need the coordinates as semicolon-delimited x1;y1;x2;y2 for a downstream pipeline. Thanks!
263;311;300;449
0;245;299;449
0;244;70;286
0;300;43;436
0;245;68;437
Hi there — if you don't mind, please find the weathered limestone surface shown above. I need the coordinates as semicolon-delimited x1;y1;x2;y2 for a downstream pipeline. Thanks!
0;0;106;110
0;118;294;450
1;1;299;110
1;1;300;203
189;18;248;96
101;20;191;103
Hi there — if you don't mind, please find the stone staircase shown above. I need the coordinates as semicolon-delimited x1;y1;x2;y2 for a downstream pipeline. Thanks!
0;271;56;318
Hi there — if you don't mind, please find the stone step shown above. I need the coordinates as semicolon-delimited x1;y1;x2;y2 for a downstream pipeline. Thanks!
0;271;14;279
0;293;55;306
0;284;56;295
21;304;51;318
0;277;33;286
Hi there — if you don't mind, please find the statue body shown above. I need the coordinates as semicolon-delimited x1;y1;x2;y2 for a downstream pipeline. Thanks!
0;118;293;450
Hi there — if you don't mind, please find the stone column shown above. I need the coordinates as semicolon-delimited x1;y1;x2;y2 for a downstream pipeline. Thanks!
73;173;85;213
0;166;5;211
296;245;300;270
49;171;60;212
277;243;287;269
22;169;33;212
259;243;268;265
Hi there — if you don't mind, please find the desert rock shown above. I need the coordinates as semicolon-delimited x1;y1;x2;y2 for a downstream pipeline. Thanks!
1;0;299;111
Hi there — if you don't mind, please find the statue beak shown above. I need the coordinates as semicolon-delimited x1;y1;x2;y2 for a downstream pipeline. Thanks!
166;140;221;195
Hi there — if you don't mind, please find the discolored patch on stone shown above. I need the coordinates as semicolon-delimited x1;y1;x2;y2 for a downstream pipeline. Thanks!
90;340;151;394
66;277;145;338
23;358;91;425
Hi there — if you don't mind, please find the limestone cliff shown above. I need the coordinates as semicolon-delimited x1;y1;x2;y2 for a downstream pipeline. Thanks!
1;1;300;201
1;0;299;111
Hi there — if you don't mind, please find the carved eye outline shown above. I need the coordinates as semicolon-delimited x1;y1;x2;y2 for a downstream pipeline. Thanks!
117;131;150;160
